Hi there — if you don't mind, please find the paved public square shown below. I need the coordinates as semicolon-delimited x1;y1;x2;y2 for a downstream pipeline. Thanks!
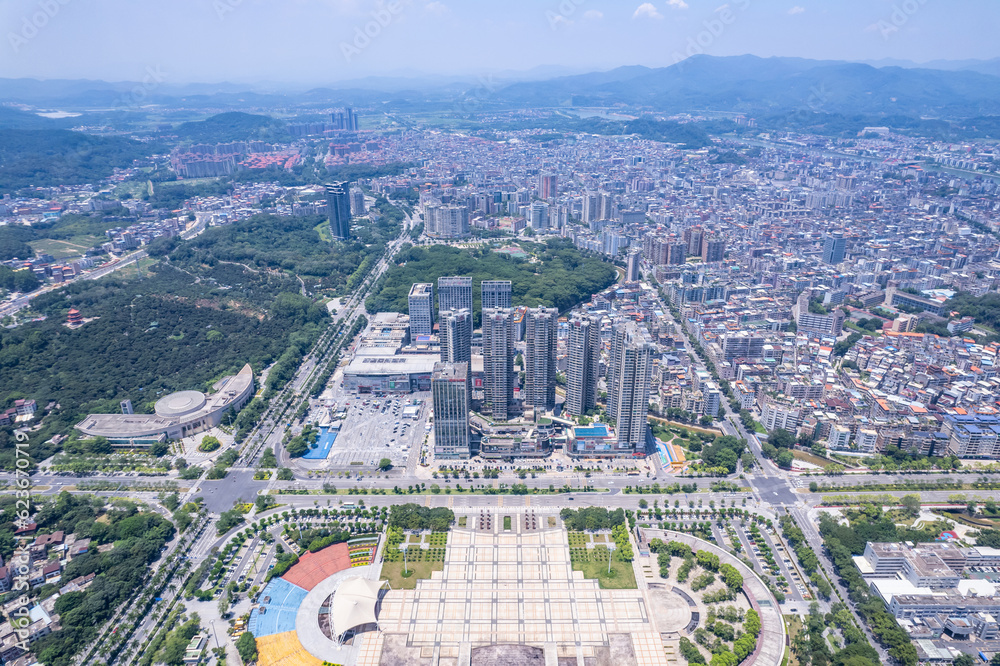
357;510;674;666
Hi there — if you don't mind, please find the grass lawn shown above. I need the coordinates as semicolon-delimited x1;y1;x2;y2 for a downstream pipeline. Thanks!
784;615;803;666
458;517;467;527
571;557;638;589
792;450;835;467
407;534;422;544
379;561;443;590
32;236;102;259
314;220;333;243
503;516;512;530
753;421;767;434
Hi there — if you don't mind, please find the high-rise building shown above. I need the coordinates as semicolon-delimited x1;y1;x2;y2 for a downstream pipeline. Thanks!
582;192;600;225
524;308;558;412
701;236;726;263
349;188;366;217
668;242;687;265
685;227;704;257
538;173;558;199
432;362;470;459
530;201;549;231
607;322;654;454
626;250;642;282
438;277;473;318
482;308;515;421
822;232;846;264
566;315;600;416
439;309;472;368
331;108;359;131
599;192;614;222
481;280;512;311
326;182;351;239
424;203;470;238
408;283;434;337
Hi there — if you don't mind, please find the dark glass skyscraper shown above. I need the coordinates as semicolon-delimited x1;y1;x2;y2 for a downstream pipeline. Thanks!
326;181;351;240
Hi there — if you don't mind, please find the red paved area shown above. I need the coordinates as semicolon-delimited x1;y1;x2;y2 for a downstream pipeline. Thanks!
281;542;352;592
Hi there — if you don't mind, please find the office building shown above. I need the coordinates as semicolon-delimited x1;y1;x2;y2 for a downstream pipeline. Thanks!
438;309;472;368
524;308;558;412
607;322;654;454
349;188;366;217
701;236;726;263
565;315;600;416
481;280;512;311
432;362;470;459
530;201;549;231
326;182;351;239
407;283;434;337
482;308;516;421
538;174;557;199
822;232;846;264
626;250;642;282
438;277;473;318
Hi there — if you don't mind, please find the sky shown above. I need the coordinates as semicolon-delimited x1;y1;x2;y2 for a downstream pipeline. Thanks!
2;0;999;85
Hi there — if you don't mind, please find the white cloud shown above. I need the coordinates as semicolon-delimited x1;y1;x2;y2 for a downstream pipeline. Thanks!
424;1;449;16
788;6;805;15
633;3;663;19
666;0;689;9
583;9;604;20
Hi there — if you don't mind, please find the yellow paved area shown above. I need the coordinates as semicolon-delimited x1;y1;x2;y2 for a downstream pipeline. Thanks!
256;630;323;666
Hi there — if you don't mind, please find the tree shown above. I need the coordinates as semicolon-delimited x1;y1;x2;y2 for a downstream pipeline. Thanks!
952;655;974;666
277;467;293;481
236;632;258;664
776;450;794;469
218;595;230;618
377;458;392;471
768;428;795;450
198;436;221;452
900;495;921;519
968;500;979;517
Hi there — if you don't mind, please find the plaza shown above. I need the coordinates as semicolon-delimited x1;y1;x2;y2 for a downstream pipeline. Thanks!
249;508;785;666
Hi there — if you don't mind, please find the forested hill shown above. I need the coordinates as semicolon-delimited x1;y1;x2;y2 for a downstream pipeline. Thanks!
0;262;326;467
365;239;618;325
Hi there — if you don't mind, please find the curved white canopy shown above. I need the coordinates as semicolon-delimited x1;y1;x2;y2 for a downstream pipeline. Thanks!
331;577;386;638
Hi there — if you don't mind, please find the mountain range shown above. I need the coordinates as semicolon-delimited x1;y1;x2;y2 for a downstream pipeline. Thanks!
2;55;1000;119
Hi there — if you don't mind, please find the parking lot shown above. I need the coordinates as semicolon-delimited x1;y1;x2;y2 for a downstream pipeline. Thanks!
304;390;430;472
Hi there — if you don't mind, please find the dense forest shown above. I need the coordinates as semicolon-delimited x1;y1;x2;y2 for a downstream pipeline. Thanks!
0;261;327;467
170;112;291;144
365;239;617;324
0;129;157;194
159;211;401;293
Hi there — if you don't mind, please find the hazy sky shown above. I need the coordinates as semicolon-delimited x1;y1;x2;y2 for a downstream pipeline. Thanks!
2;0;998;84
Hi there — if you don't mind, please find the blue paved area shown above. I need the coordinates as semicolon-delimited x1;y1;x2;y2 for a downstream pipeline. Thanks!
247;578;308;637
301;426;337;460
